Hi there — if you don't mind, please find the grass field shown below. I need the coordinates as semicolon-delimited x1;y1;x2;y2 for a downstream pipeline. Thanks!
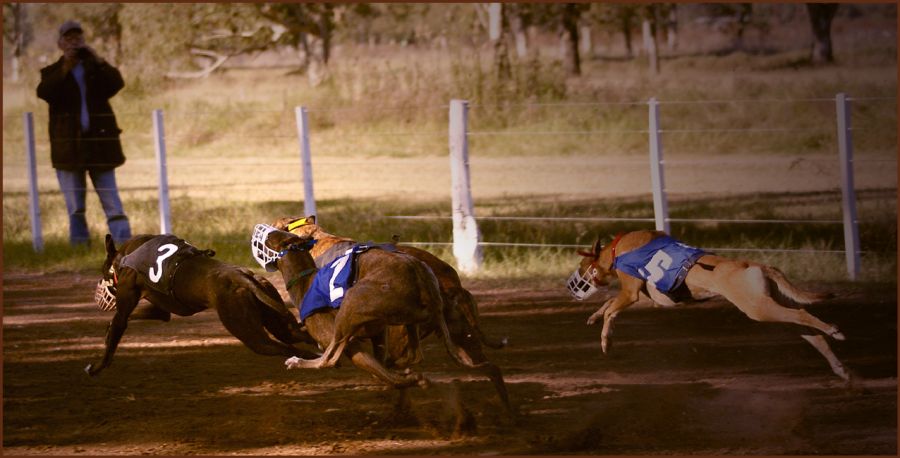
3;13;896;283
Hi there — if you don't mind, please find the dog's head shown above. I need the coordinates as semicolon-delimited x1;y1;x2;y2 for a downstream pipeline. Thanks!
95;234;154;311
251;224;317;273
566;235;615;301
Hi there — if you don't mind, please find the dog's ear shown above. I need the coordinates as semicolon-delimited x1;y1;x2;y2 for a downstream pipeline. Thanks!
105;234;117;257
307;215;316;224
591;235;604;255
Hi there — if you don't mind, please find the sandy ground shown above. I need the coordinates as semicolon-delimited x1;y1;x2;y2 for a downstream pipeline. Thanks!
2;271;896;455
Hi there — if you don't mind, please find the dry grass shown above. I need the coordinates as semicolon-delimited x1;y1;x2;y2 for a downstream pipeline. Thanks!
3;14;896;282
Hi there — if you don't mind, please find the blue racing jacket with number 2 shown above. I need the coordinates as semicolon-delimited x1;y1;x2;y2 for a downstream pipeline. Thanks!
613;236;706;293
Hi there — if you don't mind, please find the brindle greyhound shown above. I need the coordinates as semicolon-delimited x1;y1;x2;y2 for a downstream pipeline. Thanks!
270;215;511;410
272;215;507;351
254;226;496;390
568;230;850;381
86;234;319;376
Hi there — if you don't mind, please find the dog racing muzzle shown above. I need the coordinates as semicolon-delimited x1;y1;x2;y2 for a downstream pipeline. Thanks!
94;267;118;311
251;224;283;272
566;265;601;301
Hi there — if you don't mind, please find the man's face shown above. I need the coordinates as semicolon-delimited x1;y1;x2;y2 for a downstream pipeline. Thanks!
58;30;85;56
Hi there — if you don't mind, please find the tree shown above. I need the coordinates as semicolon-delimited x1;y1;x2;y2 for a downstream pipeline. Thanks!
488;3;511;80
3;3;32;82
559;3;584;76
806;3;839;63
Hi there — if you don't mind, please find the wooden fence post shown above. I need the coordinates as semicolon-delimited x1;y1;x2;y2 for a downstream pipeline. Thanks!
648;98;670;234
449;99;482;274
24;112;43;252
152;109;171;234
835;93;861;280
295;106;317;219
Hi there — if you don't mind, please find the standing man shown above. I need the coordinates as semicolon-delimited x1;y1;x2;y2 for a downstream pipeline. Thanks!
37;20;131;246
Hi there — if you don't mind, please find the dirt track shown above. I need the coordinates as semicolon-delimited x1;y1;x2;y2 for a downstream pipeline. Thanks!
3;271;896;455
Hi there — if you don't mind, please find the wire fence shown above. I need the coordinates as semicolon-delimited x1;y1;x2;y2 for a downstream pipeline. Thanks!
9;94;897;278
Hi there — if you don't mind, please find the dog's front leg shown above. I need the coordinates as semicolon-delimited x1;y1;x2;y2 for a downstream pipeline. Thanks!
587;298;615;326
86;281;141;377
596;277;642;354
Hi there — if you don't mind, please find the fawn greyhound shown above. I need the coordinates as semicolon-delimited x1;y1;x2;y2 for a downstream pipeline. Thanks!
87;234;318;376
567;230;850;381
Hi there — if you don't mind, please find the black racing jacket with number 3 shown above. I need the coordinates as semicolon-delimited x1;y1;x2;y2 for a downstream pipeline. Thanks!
119;235;212;298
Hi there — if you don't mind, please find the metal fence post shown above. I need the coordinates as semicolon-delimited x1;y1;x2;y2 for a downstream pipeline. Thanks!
23;112;43;252
152;109;171;234
648;98;670;234
449;99;482;274
295;106;317;219
835;93;861;280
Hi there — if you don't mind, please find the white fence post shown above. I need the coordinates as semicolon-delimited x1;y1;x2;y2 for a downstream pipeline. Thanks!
295;106;317;218
648;97;670;234
152;109;171;234
835;93;861;280
449;99;482;274
23;112;43;252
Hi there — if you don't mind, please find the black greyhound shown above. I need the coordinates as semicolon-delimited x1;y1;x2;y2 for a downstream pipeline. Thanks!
86;233;318;376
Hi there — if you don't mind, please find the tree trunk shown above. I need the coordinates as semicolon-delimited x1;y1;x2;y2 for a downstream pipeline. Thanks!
489;3;511;80
665;6;678;52
510;13;528;58
580;25;592;57
561;4;581;76
642;19;659;74
806;3;839;63
620;10;634;58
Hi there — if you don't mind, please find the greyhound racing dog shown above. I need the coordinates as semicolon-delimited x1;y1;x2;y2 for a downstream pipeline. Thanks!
271;215;507;351
86;233;318;376
251;225;494;383
567;230;850;381
270;215;510;410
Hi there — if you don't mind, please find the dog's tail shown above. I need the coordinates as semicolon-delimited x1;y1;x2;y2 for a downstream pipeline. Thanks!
407;256;485;369
449;287;508;349
763;265;834;305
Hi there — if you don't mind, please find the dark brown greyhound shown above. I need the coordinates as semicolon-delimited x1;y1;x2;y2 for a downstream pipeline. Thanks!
253;225;497;390
270;215;511;411
86;233;318;376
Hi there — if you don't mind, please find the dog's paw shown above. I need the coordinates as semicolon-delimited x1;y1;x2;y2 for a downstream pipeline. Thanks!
284;356;302;370
830;328;846;341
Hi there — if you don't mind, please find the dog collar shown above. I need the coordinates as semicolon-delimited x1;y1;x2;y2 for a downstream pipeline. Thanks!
287;217;313;232
608;232;625;271
285;267;318;291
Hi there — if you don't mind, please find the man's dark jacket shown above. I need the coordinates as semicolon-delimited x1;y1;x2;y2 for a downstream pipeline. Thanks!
36;56;125;171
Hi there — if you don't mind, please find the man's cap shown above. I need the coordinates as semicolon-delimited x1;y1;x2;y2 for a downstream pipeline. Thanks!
58;20;83;38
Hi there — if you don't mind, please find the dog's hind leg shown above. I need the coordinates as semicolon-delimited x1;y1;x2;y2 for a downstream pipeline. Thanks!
215;293;319;358
128;303;171;322
346;340;425;388
455;331;512;414
801;334;851;381
260;307;316;346
716;266;844;340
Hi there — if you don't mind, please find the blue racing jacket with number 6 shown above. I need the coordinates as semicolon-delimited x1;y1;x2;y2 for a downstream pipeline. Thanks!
613;236;706;293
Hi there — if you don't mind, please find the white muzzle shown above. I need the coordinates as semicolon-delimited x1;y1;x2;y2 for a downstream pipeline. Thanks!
566;266;600;301
94;278;117;311
251;224;282;272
